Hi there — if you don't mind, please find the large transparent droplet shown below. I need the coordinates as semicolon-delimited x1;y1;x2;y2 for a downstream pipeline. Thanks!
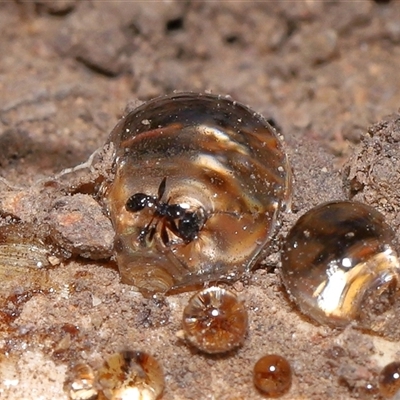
104;92;292;294
281;201;400;328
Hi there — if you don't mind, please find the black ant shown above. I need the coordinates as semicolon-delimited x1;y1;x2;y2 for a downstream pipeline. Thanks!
125;177;205;245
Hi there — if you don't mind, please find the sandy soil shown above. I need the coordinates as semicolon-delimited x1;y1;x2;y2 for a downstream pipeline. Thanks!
1;1;400;399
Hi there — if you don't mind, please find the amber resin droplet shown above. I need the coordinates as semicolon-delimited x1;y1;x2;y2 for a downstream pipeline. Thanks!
253;354;292;398
63;363;98;400
379;361;400;398
97;351;164;400
103;92;292;294
281;201;400;328
182;286;248;354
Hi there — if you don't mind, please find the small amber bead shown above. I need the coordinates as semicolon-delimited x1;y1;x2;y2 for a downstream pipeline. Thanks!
253;354;292;398
379;361;400;398
97;351;164;400
182;286;248;354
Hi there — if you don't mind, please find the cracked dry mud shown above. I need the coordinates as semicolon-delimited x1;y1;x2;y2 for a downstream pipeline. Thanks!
1;1;400;399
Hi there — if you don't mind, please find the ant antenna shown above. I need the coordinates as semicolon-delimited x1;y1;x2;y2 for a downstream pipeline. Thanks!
158;177;167;199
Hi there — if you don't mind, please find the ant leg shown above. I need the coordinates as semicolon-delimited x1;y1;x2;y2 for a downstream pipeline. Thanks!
166;219;193;244
148;225;157;242
160;223;170;246
138;216;155;243
168;219;180;237
148;217;162;243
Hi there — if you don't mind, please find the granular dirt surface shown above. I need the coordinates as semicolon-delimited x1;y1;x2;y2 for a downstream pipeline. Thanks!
1;1;400;399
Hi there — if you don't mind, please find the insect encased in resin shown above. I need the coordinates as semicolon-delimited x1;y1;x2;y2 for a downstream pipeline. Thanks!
104;93;292;294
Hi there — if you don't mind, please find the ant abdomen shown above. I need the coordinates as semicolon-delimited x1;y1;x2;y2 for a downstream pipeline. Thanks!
126;193;154;212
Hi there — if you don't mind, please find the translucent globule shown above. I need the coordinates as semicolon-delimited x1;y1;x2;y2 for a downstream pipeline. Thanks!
281;201;400;328
104;93;292;294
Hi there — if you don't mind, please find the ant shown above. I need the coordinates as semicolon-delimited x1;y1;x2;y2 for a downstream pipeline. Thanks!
125;177;205;245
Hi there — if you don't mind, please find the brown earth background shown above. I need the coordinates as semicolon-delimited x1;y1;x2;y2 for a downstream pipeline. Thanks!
1;1;400;399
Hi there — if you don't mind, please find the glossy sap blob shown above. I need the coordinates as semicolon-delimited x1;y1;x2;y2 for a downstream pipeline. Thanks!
379;361;400;398
182;286;248;354
104;93;292;294
253;354;292;398
281;201;400;328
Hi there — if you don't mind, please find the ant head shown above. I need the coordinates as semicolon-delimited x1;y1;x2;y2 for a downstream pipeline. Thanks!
178;211;203;243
